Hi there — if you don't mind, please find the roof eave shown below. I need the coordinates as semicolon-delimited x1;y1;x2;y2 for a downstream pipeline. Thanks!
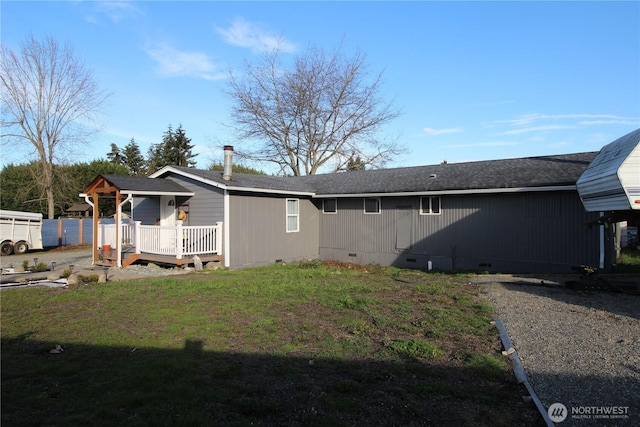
122;190;195;197
314;185;578;198
151;166;230;190
226;185;315;197
152;166;316;196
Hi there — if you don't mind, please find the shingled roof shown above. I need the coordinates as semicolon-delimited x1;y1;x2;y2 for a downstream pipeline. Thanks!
163;167;317;194
95;174;193;195
304;151;600;195
162;151;599;196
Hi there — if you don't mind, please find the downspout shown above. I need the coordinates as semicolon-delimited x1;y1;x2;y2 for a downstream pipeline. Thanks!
81;193;95;210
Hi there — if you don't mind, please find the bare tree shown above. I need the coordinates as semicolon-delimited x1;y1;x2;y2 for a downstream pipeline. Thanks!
226;45;402;175
1;34;110;218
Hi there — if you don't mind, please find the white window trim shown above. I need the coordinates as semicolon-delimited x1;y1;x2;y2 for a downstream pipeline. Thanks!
420;196;441;215
323;198;337;214
286;198;299;232
364;197;381;214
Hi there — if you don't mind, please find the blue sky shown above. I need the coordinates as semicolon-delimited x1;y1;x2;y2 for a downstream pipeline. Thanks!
2;1;639;173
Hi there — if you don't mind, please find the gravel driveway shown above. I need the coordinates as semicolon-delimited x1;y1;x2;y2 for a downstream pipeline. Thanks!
477;275;639;426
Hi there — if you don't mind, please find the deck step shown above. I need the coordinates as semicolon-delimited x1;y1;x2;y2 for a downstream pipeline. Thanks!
94;262;112;267
122;254;140;268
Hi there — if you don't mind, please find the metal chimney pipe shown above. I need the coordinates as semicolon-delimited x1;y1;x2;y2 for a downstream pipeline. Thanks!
223;145;233;181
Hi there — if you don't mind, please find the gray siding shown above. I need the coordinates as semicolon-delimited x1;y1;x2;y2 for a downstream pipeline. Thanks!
228;193;319;267
132;197;160;225
165;176;224;226
319;191;601;273
131;175;224;226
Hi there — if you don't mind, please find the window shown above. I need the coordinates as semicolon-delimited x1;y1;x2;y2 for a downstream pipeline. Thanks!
364;198;381;214
420;196;441;215
323;198;337;214
286;199;299;232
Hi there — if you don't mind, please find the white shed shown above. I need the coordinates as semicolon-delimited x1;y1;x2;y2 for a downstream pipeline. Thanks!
577;128;640;212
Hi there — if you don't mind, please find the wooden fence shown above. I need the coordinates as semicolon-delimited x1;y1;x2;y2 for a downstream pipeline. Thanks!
42;219;105;247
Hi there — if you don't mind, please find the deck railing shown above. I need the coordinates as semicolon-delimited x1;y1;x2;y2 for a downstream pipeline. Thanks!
97;222;133;249
98;221;222;260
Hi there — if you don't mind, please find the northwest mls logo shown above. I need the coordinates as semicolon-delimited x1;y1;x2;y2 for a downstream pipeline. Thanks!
548;403;568;422
548;403;630;423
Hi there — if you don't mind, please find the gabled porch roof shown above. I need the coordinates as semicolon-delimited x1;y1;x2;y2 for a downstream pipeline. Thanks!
79;174;194;267
82;174;194;197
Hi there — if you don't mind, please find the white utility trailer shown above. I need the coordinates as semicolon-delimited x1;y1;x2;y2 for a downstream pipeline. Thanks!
0;209;44;255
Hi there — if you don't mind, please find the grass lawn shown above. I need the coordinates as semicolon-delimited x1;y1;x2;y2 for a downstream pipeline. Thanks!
1;261;541;426
617;248;640;273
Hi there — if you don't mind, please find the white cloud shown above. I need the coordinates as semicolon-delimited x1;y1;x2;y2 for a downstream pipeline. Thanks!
579;119;640;126
487;113;640;138
492;113;636;128
94;1;143;23
215;18;296;53
500;125;575;135
422;127;463;136
145;43;226;81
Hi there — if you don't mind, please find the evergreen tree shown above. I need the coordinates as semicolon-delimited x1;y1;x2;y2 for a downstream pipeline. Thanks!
106;143;124;164
122;138;146;176
0;162;43;213
171;124;198;167
0;160;130;217
146;142;165;175
146;124;198;173
160;124;176;166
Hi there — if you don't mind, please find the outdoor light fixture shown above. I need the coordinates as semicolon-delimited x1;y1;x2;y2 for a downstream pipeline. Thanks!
33;258;38;266
51;261;56;271
168;200;175;206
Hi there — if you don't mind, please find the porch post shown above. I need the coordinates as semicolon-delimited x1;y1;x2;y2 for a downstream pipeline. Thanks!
176;220;183;260
115;190;122;268
216;221;223;254
134;221;141;255
92;193;99;265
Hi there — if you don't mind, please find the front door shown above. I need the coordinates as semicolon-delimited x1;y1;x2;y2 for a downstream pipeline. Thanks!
160;196;176;226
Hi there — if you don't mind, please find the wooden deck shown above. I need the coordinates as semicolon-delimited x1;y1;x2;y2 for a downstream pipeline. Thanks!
97;221;223;268
131;252;222;267
99;249;222;268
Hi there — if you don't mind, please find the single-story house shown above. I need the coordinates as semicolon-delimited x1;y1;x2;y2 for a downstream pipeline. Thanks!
81;128;640;273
